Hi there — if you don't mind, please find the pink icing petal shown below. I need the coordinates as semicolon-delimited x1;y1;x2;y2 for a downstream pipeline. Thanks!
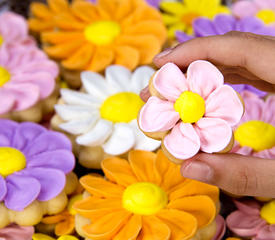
0;224;34;240
3;83;40;111
255;0;275;9
0;45;10;66
205;85;243;126
253;148;275;159
194;117;232;153
163;122;200;160
255;225;275;240
186;60;224;100
234;199;261;215
153;62;188;101
139;96;180;132
226;210;267;237
240;90;260;100
262;95;275;125
212;215;226;240
0;12;28;43
0;89;15;115
233;146;253;156
232;1;259;18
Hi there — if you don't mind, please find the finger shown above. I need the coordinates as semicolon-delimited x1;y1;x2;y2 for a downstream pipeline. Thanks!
181;153;275;198
154;32;275;85
140;86;151;102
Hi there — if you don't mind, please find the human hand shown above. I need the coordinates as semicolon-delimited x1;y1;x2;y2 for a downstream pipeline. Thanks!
143;32;275;197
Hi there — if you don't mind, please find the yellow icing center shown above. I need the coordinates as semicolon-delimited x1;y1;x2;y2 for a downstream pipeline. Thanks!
68;194;83;215
0;66;10;87
122;182;168;215
235;120;275;151
181;12;200;26
0;35;4;46
100;92;144;123
32;234;78;240
0;147;26;177
84;21;121;45
260;200;275;224
174;91;205;123
256;9;275;24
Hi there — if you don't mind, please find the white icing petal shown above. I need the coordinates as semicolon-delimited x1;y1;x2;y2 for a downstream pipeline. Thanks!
76;119;113;146
81;71;115;100
58;115;99;135
130;66;155;93
105;65;132;92
129;120;161;151
102;123;135;155
60;89;102;107
55;105;96;121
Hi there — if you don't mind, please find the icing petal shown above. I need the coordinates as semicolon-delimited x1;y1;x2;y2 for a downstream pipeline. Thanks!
55;104;97;121
153;63;188;101
234;199;261;215
0;119;18;147
81;71;115;100
187;60;224;100
27;149;75;174
194;118;232;153
0;224;34;240
176;31;194;43
262;95;275;125
60;89;101;107
212;215;226;240
59;115;99;135
105;65;131;92
20;167;66;201
130;66;155;94
232;146;253;156
0;176;7;201
205;85;243;126
129;120;161;151
5;174;40;211
0;89;15;115
193;18;217;36
163;122;200;160
76;119;113;146
138;96;180;132
241;94;264;122
256;224;275;240
232;1;258;18
102;123;135;155
213;15;236;35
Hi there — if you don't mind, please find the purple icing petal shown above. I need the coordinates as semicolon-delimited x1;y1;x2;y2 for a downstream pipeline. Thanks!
176;31;194;42
23;131;72;157
5;174;40;211
11;122;46;151
228;84;245;93
27;149;75;174
246;85;267;97
238;17;265;32
0;120;18;147
146;0;161;8
21;167;66;201
213;14;236;35
0;176;7;201
193;17;216;37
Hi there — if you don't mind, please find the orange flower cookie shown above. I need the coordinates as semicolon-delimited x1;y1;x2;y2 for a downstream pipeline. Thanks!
74;150;220;240
31;0;167;88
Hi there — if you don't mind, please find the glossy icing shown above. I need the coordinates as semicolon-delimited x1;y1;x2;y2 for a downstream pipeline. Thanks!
0;224;34;240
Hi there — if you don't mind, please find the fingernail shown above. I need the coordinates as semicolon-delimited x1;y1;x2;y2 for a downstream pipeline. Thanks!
181;161;214;182
154;48;172;59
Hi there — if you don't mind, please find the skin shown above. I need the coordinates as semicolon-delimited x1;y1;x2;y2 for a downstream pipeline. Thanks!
141;32;275;198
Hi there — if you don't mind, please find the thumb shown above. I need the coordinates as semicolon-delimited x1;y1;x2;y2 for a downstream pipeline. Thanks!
181;153;275;198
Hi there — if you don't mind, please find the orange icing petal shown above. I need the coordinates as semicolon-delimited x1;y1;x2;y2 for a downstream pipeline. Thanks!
42;212;67;224
62;43;94;70
82;210;131;240
155;150;184;192
44;38;85;59
48;0;69;13
131;6;162;22
157;209;197;240
28;18;55;32
168;195;216;228
169;180;219;203
42;32;84;44
114;0;134;21
137;216;170;240
113;214;142;240
74;196;122;220
97;0;117;17
71;1;100;22
30;3;52;19
80;175;124;198
114;45;139;71
124;20;167;45
55;216;75;236
55;13;86;30
117;35;161;64
128;150;161;184
101;157;138;187
86;47;114;72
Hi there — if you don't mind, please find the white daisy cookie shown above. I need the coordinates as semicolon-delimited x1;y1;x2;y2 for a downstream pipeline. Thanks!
51;65;160;168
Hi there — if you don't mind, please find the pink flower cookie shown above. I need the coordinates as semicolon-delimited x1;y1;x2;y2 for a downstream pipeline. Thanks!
138;61;244;163
0;224;34;240
231;91;275;159
0;44;59;122
0;12;35;48
232;0;275;26
226;199;275;240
